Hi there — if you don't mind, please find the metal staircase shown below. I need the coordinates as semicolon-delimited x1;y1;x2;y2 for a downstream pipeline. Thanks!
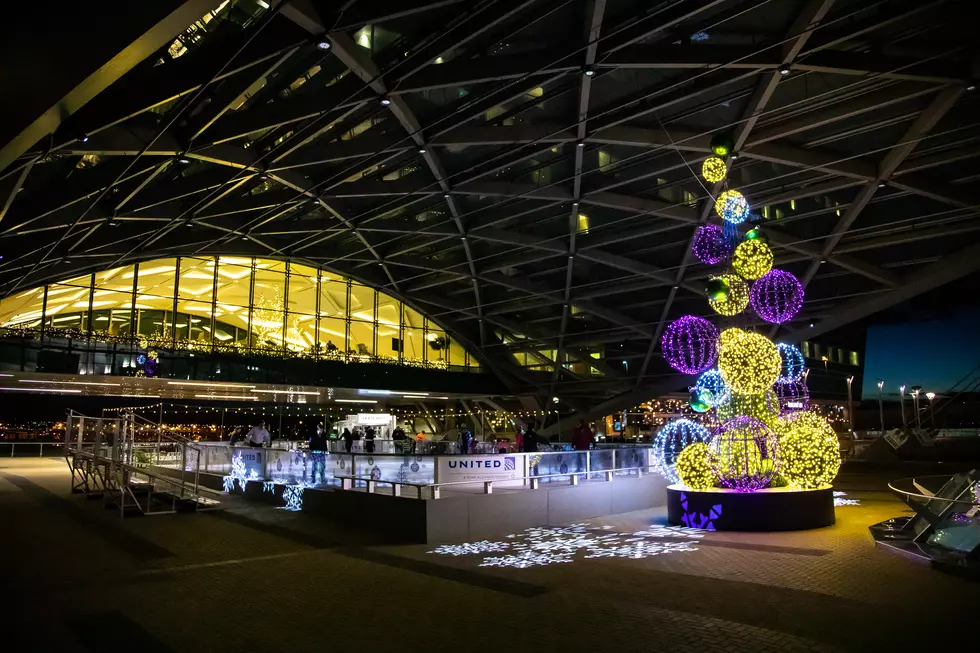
65;411;221;517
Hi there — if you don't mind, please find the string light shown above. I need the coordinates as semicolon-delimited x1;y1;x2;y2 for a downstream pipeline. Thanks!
773;380;810;416
710;416;780;492
715;391;778;427
694;369;730;408
652;419;712;484
691;224;734;265
732;239;773;280
701;156;727;183
708;273;749;316
774;411;840;489
661;315;719;375
751;269;804;323
714;190;749;224
676;442;716;490
717;328;781;394
775;343;805;384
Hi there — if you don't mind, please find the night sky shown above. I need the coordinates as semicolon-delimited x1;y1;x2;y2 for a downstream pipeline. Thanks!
862;307;980;399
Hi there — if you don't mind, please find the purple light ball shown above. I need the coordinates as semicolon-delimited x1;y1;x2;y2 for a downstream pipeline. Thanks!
710;415;781;492
773;380;810;415
691;225;734;265
662;315;719;375
750;269;804;324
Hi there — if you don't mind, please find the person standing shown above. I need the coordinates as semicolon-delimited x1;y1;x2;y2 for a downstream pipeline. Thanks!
364;426;376;453
245;421;270;447
342;427;354;453
308;423;327;484
572;419;595;451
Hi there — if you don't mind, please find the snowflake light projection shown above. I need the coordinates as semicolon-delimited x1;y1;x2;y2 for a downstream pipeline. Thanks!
661;315;718;374
695;369;730;408
774;412;840;489
692;224;734;264
710;416;780;492
429;524;703;569
732;239;773;280
707;273;750;316
717;328;781;394
833;491;860;507
653;419;713;484
282;484;305;511
714;190;749;224
775;343;805;384
773;380;810;415
751;269;804;323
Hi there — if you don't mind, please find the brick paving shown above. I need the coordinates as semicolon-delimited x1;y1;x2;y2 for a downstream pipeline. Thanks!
1;459;977;652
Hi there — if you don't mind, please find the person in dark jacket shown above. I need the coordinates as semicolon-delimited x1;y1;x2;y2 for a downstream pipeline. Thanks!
364;426;376;453
342;427;354;452
308;423;327;483
522;426;548;453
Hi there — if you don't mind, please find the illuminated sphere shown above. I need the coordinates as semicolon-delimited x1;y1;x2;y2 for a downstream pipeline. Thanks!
691;225;734;265
701;156;727;183
774;380;810;415
689;389;712;413
774;411;840;488
708;273;749;316
662;315;718;375
710;416;780;492
653;419;712;484
704;276;729;301
751;269;804;323
695;369;730;408
717;328;781;394
716;390;779;427
775;343;805;384
676;442;717;490
732;239;773;280
714;190;750;224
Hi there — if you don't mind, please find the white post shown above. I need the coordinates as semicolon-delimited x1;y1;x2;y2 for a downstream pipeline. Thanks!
483;481;493;494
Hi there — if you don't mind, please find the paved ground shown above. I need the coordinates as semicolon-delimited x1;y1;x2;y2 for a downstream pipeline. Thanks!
1;458;977;652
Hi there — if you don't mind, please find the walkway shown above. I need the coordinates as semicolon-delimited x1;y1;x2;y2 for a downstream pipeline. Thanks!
1;458;977;652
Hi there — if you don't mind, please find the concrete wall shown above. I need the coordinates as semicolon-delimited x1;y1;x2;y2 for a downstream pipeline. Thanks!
424;473;668;543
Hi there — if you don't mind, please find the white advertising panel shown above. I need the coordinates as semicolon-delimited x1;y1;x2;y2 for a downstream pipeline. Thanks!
437;454;526;486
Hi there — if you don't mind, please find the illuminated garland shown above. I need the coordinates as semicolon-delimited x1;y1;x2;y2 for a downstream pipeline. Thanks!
732;240;773;280
775;343;805;384
717;328;781;394
694;369;730;408
708;274;749;316
773;380;810;416
701;157;727;183
676;442;717;490
715;391;778;427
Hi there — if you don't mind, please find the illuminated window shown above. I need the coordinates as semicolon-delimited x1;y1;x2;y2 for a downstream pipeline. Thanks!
577;213;590;234
849;351;859;366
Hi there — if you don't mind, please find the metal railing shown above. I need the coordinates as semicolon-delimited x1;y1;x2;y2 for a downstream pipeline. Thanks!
334;463;650;499
0;442;66;457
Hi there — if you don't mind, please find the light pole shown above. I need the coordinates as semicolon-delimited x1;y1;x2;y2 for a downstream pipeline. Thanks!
899;385;907;430
876;380;885;435
910;386;922;433
925;392;936;428
846;375;855;435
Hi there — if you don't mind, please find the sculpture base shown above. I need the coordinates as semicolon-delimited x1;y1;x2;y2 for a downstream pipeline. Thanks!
666;484;835;531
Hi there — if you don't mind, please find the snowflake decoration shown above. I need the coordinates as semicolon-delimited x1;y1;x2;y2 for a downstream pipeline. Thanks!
282;485;304;511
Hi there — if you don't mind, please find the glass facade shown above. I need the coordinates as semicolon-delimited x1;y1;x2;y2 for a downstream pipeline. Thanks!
0;257;479;372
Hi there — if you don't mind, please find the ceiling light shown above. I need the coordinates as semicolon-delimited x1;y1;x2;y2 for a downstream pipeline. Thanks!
19;379;120;387
730;152;739;159
583;67;595;77
336;398;378;404
572;201;579;206
63;257;72;264
418;147;426;154
778;64;791;76
168;381;257;388
107;218;119;227
240;233;250;241
258;173;268;181
877;181;886;188
194;394;257;400
577;141;585;147
380;97;391;106
251;389;321;396
0;387;82;394
316;39;331;51
80;134;90;143
443;193;450;199
967;84;976;92
185;219;194;228
177;155;191;165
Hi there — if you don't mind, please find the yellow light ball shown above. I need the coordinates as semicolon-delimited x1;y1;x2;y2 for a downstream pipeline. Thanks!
701;156;727;183
714;189;749;223
676;442;716;490
708;273;749;316
716;391;779;427
717;328;781;394
732;239;773;280
773;411;841;488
